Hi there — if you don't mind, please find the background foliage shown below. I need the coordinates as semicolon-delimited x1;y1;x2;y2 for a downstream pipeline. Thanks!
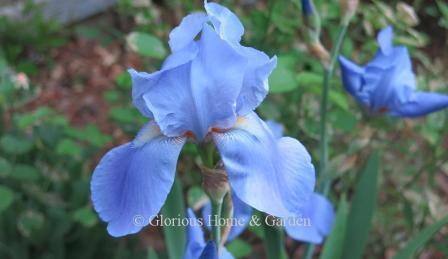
0;0;447;258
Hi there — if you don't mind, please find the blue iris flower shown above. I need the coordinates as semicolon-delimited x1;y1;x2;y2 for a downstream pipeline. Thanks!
201;121;334;245
184;209;234;259
339;26;448;117
91;1;316;237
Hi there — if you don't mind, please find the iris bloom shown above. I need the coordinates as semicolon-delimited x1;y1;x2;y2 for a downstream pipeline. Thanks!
91;1;315;237
339;26;448;117
201;121;334;245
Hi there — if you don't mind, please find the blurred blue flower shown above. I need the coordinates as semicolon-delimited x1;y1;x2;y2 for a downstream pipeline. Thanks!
91;1;315;237
301;0;314;16
339;26;448;117
185;209;233;259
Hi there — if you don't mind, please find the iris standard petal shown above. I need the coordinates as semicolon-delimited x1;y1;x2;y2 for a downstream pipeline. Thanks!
142;24;246;139
162;42;199;70
235;47;277;115
188;24;247;138
284;193;335;244
204;1;244;43
213;112;315;217
390;91;448;117
91;122;186;237
184;209;207;259
129;42;199;120
377;26;394;55
368;46;411;70
129;69;161;118
169;12;208;52
202;193;253;241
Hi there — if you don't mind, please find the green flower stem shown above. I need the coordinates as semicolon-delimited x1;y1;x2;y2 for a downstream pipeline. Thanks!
303;18;351;259
211;197;224;251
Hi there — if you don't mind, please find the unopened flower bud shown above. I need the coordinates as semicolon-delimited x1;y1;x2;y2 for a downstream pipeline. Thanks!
397;2;419;27
301;0;322;39
200;165;229;204
340;0;359;23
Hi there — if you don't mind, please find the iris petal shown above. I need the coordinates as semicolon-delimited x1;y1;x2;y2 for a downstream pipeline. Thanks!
266;120;284;139
185;209;235;259
213;112;315;217
390;92;448;118
91;122;185;237
235;47;277;115
204;1;244;43
338;56;365;98
377;26;394;55
140;24;246;139
129;69;161;118
189;24;247;139
184;209;207;259
169;12;208;52
199;241;218;259
284;193;335;244
369;46;411;70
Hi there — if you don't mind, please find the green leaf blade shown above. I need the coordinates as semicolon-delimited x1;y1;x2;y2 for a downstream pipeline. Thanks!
393;216;448;259
162;178;186;259
342;151;380;259
320;194;349;259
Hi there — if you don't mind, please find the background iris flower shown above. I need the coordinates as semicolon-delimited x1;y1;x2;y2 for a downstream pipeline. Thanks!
339;26;448;118
91;1;316;237
184;209;233;259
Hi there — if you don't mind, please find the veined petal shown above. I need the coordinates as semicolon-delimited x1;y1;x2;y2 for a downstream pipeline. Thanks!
91;122;186;237
390;92;448;118
204;1;244;43
202;193;253;241
235;46;277;115
213;113;316;217
184;209;207;259
169;12;208;52
189;24;247;139
284;193;335;244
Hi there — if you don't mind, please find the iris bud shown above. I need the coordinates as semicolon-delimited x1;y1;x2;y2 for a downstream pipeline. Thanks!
340;0;359;23
397;2;419;27
301;0;330;66
200;165;230;204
